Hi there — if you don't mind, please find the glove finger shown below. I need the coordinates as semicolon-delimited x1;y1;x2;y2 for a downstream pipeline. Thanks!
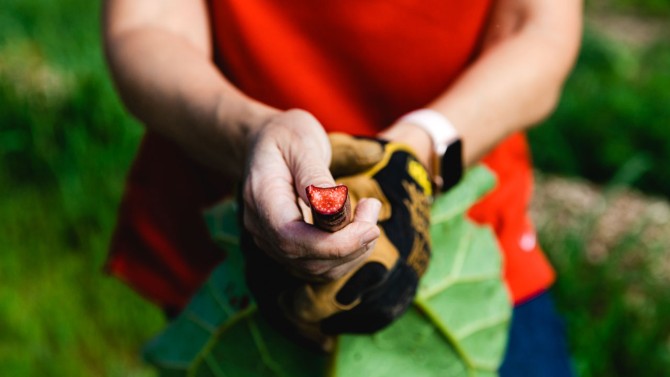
321;263;418;334
333;225;399;304
334;262;388;306
290;226;399;325
329;132;385;177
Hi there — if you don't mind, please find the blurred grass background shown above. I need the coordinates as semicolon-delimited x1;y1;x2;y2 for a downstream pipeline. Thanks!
0;1;164;376
1;0;669;376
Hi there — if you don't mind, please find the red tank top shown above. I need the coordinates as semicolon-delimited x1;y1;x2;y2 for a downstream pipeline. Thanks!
106;0;554;312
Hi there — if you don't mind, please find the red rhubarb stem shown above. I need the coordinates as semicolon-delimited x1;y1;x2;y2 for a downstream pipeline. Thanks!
305;184;352;232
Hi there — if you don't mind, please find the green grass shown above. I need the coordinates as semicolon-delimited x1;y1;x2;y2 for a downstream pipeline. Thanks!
0;186;163;376
529;24;670;196
2;0;670;376
1;1;164;375
606;0;670;16
535;178;670;375
531;13;670;374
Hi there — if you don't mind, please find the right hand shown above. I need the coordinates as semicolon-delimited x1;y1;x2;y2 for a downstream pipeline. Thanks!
240;109;382;283
242;131;432;351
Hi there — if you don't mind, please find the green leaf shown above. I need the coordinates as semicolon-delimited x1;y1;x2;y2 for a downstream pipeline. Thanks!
143;165;510;377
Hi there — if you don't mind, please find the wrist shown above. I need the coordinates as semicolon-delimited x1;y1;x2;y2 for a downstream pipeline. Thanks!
211;94;279;177
219;98;278;150
379;122;433;168
243;102;280;144
394;109;464;192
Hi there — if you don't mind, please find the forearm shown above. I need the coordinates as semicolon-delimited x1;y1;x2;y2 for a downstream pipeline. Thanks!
384;0;582;167
104;6;276;178
432;1;582;164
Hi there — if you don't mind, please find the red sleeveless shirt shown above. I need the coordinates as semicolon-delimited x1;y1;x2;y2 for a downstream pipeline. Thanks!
106;0;554;312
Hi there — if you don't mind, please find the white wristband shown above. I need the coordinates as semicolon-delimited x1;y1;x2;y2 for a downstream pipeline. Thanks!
398;109;459;157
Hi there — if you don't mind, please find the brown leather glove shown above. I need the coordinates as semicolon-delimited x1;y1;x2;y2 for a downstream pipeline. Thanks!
241;133;432;351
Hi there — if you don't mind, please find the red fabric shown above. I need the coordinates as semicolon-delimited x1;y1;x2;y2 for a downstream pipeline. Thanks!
106;0;554;310
107;135;231;311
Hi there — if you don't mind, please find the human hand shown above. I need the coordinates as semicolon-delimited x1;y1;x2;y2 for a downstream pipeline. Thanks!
243;132;432;351
240;109;382;283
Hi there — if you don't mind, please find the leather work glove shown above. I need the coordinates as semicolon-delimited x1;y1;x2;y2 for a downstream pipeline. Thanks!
240;133;432;351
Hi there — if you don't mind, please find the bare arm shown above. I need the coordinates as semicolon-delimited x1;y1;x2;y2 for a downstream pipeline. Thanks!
103;0;275;178
382;0;583;167
103;0;381;281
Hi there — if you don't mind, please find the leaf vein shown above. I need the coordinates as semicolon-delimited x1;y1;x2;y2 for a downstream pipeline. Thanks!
450;225;474;279
454;313;511;340
204;353;229;377
414;300;475;371
186;312;217;334
189;305;256;376
247;319;286;377
207;280;234;317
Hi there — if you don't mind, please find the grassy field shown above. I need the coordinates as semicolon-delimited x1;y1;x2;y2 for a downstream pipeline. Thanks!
532;174;670;376
529;16;670;196
1;1;670;376
0;1;164;376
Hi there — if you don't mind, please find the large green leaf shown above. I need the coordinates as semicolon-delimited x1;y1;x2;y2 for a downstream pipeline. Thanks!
143;166;511;377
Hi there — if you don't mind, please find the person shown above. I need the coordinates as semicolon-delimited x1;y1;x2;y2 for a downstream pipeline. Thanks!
102;0;582;375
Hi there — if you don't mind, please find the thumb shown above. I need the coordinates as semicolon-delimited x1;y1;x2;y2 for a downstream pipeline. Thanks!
329;133;385;178
283;124;337;203
293;157;336;203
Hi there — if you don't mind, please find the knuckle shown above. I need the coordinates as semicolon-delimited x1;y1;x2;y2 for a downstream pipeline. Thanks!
300;261;325;277
286;108;312;120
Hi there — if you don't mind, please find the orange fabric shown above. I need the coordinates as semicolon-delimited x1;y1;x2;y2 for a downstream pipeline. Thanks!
469;134;555;303
107;0;554;310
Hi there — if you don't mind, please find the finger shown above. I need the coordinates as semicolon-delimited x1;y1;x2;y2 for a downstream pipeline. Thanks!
299;199;382;278
291;154;336;205
352;197;382;224
302;198;381;280
289;239;377;282
320;240;376;280
245;141;306;226
263;212;379;281
243;156;308;265
246;175;383;265
334;261;389;304
275;111;336;202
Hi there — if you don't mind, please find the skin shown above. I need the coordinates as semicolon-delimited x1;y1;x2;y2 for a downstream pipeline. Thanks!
103;0;582;282
382;0;583;166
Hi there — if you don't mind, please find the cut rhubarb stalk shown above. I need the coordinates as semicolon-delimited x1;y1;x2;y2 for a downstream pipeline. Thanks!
305;184;352;232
